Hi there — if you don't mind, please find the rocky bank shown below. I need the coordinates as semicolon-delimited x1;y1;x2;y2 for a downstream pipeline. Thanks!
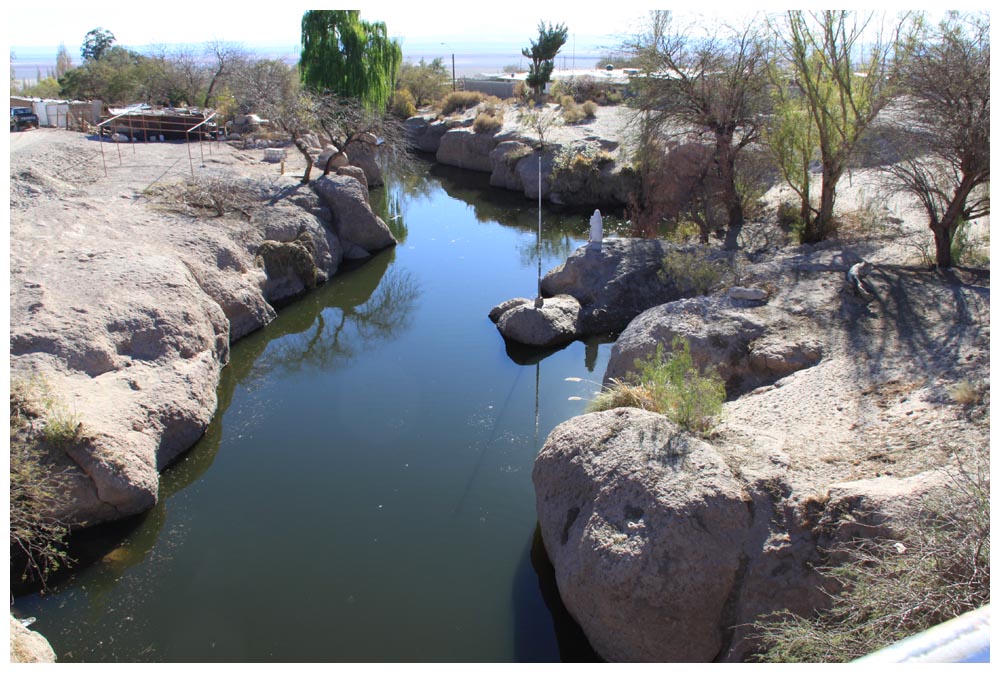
526;233;989;661
9;130;396;528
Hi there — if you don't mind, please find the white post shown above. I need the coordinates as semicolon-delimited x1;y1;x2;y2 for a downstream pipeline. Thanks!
536;156;543;305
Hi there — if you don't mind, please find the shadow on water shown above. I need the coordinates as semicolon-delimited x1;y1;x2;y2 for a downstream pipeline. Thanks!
511;525;601;662
11;247;415;601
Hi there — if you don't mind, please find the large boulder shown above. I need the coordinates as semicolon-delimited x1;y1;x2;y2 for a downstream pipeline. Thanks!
436;127;497;172
488;295;581;347
534;408;752;662
313;174;396;253
533;407;959;662
540;238;679;335
489;141;533;192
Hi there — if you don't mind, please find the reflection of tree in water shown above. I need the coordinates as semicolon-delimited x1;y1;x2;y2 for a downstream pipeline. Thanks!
252;260;419;378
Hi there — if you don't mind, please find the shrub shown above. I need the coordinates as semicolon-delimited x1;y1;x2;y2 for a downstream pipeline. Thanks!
659;247;727;296
10;377;76;585
751;447;990;662
589;338;725;434
147;176;263;219
581;100;598;117
440;90;484;115
389;88;417;119
552;143;615;176
473;111;503;134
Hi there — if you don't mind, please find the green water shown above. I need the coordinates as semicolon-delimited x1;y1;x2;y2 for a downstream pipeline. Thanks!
12;161;624;662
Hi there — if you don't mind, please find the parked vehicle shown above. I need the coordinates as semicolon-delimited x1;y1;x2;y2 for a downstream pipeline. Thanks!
11;107;39;131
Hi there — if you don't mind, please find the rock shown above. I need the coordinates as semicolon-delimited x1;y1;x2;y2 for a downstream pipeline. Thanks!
256;236;320;305
403;115;452;153
728;286;769;302
541;238;679;335
489;141;532;191
490;295;581;347
748;335;823;378
604;297;768;391
313;175;396;253
251;205;343;285
344;134;383;187
9;615;57;663
533;408;751;662
436;127;497;172
336;165;369;192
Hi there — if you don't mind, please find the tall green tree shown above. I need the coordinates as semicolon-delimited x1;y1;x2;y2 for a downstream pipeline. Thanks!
299;9;402;112
769;10;918;242
521;21;569;98
81;28;116;61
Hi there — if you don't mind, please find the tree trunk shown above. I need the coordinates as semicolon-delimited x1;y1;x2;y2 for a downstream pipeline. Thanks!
932;172;978;268
293;135;314;184
807;164;841;243
715;133;744;250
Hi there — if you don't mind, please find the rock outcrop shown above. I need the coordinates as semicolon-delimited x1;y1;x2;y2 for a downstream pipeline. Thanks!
534;408;962;662
493;239;721;347
9;139;397;527
404;107;635;209
532;242;990;662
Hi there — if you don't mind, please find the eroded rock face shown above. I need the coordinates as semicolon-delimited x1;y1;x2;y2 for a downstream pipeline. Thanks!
436;127;497;172
534;408;751;662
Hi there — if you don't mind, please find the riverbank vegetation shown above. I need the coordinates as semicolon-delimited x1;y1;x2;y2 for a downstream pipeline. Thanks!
9;377;76;587
588;339;726;435
751;446;990;662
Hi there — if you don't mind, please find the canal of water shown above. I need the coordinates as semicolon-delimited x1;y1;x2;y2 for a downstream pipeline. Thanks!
12;160;627;662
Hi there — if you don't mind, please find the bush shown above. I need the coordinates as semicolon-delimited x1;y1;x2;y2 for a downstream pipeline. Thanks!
147;176;264;219
10;377;75;585
588;339;725;434
473;111;503;134
751;448;990;662
439;90;484;115
389;88;417;119
659;247;727;296
581;100;598;117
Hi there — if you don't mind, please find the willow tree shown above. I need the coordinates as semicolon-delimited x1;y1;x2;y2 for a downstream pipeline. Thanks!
300;10;402;112
770;10;917;242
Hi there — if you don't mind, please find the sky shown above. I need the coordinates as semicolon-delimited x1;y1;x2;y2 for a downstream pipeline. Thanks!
7;1;659;54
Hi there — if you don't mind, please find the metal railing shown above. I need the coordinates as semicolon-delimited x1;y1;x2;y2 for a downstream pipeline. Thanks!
854;605;991;663
95;107;219;177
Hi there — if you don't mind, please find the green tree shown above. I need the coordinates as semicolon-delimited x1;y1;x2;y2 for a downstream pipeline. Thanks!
81;27;116;61
769;11;918;243
299;9;402;112
397;57;450;107
521;21;569;98
882;12;990;268
60;45;147;104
